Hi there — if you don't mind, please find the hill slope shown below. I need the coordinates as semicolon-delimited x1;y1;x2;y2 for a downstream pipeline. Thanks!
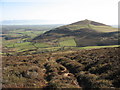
33;19;119;47
2;47;120;88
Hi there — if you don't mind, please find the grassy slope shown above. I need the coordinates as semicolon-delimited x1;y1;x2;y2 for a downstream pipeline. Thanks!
90;25;118;32
64;24;118;32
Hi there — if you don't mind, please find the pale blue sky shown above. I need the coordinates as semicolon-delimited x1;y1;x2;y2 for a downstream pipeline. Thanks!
0;0;119;24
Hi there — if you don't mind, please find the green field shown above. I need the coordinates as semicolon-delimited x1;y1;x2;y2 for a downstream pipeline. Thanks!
74;45;120;49
9;30;45;38
34;43;50;48
59;38;76;46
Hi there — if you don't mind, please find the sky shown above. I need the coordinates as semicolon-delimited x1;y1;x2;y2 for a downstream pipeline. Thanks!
0;0;119;25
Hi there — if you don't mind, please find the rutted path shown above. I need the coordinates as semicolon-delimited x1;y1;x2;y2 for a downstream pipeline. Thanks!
43;58;81;88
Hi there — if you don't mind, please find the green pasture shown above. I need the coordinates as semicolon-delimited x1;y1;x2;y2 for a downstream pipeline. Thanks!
59;38;76;46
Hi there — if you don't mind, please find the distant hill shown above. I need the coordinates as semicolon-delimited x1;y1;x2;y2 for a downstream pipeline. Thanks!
111;25;118;28
1;20;64;25
33;19;119;47
60;19;117;32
